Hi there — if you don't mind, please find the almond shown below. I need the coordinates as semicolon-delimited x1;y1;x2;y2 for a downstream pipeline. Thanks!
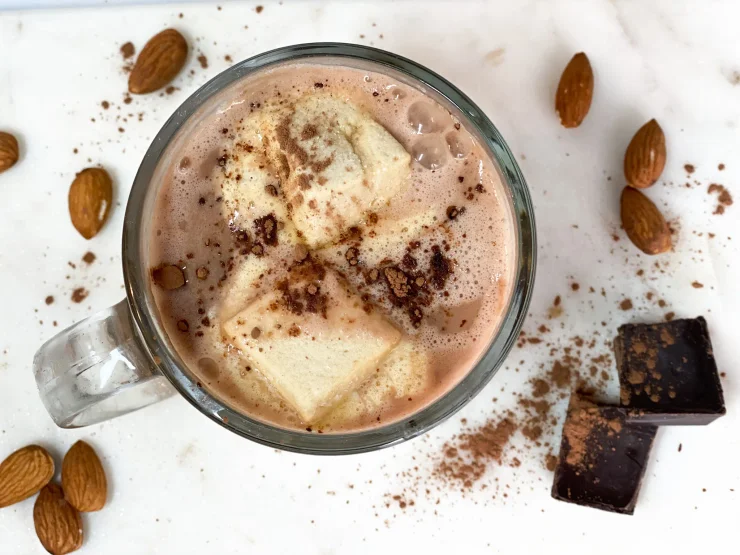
624;118;666;189
61;441;107;512
0;445;55;508
129;29;188;94
0;131;19;173
33;483;83;555
68;167;113;240
620;186;671;255
555;52;594;128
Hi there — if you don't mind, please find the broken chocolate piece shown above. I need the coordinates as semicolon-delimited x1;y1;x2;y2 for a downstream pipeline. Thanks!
615;317;725;425
551;395;657;515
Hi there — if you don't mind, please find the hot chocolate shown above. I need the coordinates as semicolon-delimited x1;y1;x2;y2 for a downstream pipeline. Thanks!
149;61;515;433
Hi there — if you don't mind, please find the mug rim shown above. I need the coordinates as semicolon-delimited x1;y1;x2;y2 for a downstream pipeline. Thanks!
122;42;537;455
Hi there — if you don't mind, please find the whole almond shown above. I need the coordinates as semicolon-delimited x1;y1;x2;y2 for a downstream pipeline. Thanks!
129;29;188;94
0;445;54;508
0;131;19;173
624;118;666;189
34;483;83;555
555;52;594;128
68;167;113;240
620;186;671;255
62;441;107;512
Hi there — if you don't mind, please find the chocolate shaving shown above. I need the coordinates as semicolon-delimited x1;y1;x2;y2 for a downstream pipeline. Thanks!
254;213;278;246
429;246;452;289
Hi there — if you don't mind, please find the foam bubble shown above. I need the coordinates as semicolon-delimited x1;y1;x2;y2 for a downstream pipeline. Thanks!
407;101;452;134
411;134;448;170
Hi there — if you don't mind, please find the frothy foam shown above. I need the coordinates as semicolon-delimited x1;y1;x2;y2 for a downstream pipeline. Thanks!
149;62;515;433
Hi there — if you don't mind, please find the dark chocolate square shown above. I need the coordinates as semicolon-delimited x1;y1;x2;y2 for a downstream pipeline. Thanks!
551;395;657;515
615;317;725;425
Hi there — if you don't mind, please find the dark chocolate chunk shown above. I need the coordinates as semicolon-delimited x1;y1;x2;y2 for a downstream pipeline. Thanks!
551;395;657;515
614;317;725;425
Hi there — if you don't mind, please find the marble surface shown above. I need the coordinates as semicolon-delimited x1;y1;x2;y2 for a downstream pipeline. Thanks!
1;1;738;553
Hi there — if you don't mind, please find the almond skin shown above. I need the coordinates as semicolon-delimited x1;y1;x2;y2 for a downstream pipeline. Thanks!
62;441;107;512
624;118;666;189
620;186;671;255
0;131;19;173
68;167;113;240
0;445;55;508
555;52;594;128
34;483;83;555
129;29;188;94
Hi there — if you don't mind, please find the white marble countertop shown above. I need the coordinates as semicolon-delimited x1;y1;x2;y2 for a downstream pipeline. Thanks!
1;1;738;553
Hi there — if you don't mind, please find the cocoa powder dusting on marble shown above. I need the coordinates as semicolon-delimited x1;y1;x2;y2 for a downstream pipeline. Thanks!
433;416;518;488
385;321;617;508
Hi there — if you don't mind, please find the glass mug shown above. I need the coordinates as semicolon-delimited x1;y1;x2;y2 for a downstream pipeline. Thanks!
33;43;536;455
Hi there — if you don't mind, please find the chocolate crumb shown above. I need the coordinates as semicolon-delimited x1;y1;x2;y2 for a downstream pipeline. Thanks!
120;42;135;60
446;205;460;220
255;5;264;13
684;164;695;174
255;214;278;247
71;288;88;303
619;299;633;311
177;319;189;332
402;253;417;270
545;454;558;472
691;281;704;289
251;327;261;339
197;54;209;69
82;251;96;264
45;295;54;305
708;183;733;215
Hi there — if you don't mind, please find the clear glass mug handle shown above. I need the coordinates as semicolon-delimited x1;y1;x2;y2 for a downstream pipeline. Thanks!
32;299;176;428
